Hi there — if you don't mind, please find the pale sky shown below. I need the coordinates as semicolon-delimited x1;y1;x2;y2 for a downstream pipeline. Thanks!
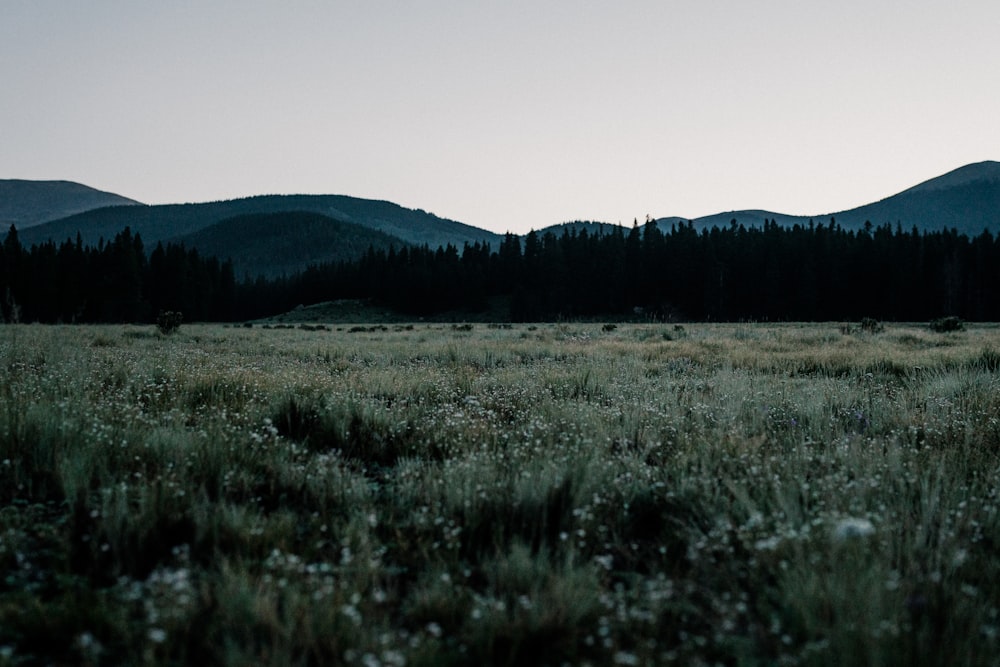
2;1;998;234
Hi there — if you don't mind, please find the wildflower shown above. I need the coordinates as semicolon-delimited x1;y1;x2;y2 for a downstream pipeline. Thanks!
148;628;167;643
341;604;362;625
833;517;875;541
381;649;406;666
754;535;782;551
76;632;103;657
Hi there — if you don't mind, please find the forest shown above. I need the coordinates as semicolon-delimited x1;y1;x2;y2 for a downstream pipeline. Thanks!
2;218;999;323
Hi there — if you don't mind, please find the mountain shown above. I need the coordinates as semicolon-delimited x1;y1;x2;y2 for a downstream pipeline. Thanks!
174;211;407;278
0;179;141;229
10;160;998;280
658;161;1000;236
532;220;628;238
825;161;1000;234
18;193;503;251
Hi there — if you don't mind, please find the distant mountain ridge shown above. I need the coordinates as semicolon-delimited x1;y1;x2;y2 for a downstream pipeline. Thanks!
904;160;1000;194
0;179;141;229
655;161;1000;236
20;193;502;252
176;211;405;279
8;161;999;279
532;220;625;238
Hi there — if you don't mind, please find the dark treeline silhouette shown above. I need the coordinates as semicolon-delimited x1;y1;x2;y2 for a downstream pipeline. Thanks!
269;219;1000;322
2;219;999;323
1;226;237;323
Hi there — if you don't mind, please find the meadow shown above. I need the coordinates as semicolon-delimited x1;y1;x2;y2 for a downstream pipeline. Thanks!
1;321;998;666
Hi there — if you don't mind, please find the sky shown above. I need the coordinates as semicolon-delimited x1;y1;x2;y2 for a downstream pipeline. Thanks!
2;1;999;234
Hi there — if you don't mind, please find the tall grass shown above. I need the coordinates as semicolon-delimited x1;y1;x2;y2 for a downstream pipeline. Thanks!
0;322;998;665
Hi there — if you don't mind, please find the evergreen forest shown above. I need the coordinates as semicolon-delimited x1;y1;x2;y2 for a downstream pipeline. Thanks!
2;219;999;323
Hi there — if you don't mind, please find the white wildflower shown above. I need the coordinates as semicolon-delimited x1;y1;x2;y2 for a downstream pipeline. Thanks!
833;517;875;541
754;535;783;551
613;651;640;665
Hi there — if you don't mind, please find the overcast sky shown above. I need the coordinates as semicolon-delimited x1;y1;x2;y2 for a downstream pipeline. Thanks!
2;1;998;233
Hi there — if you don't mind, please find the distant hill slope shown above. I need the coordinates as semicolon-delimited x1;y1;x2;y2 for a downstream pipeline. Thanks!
658;161;1000;236
175;211;407;279
823;161;1000;234
678;210;813;230
532;220;628;238
0;179;141;229
19;193;503;251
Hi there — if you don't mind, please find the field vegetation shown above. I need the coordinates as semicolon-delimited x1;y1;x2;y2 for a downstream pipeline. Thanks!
1;322;999;665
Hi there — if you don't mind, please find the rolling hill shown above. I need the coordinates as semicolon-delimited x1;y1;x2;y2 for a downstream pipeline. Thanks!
18;194;502;252
531;220;628;238
0;179;141;229
174;211;407;278
660;161;1000;235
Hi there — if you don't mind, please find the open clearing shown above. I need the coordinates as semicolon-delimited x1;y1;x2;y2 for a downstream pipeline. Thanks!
1;322;999;665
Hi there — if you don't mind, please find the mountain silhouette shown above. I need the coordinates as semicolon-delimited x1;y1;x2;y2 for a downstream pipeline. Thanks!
0;179;140;229
661;161;1000;235
10;162;999;280
173;211;407;279
19;193;502;251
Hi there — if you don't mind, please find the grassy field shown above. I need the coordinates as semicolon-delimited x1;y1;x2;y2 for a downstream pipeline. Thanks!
1;322;999;666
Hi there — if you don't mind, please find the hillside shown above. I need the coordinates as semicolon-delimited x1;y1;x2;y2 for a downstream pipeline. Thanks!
19;193;502;251
825;161;1000;234
0;179;140;229
174;211;408;278
661;161;1000;236
531;220;628;238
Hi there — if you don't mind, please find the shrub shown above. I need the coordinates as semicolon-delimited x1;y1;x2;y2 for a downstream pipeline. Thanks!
929;316;964;333
860;317;884;333
156;311;183;335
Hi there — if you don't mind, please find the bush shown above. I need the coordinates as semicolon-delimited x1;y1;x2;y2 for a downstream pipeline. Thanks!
860;317;884;333
930;316;964;333
156;311;183;335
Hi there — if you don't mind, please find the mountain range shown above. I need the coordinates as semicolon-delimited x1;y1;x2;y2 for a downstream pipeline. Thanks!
658;161;1000;235
6;160;999;277
179;211;406;279
15;194;502;277
16;193;501;249
0;179;140;229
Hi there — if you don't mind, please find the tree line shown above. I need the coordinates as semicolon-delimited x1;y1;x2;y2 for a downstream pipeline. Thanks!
2;219;999;323
0;226;236;323
262;219;1000;322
